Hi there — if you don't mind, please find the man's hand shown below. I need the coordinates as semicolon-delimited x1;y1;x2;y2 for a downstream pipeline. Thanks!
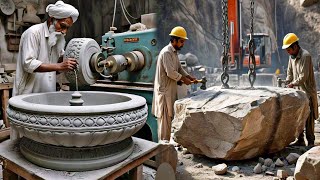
59;58;78;71
287;83;294;88
180;76;192;85
187;75;197;82
284;80;291;85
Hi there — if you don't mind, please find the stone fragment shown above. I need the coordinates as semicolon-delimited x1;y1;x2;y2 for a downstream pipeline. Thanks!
231;166;240;172
173;87;309;160
212;163;228;175
287;176;295;180
264;158;273;167
270;163;276;170
265;171;274;176
262;165;267;172
288;168;295;176
295;146;320;180
254;163;262;174
194;163;203;168
286;153;301;164
258;157;265;164
277;170;289;179
275;158;284;167
182;148;190;155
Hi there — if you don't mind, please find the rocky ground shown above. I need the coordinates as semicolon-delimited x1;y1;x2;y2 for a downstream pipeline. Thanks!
171;121;320;180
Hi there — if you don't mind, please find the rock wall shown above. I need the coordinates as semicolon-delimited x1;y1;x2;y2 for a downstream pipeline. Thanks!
157;0;320;70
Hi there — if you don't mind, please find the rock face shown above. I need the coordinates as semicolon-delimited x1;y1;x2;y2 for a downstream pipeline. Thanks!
294;146;320;180
173;86;309;160
157;0;320;70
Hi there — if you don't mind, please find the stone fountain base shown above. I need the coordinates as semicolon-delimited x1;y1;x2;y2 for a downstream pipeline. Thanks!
20;137;134;171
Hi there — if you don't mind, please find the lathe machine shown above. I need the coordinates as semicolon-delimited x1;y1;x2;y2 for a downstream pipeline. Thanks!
64;28;159;142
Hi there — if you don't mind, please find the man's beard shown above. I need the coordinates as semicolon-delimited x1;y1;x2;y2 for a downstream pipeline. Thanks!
48;23;66;56
175;45;183;51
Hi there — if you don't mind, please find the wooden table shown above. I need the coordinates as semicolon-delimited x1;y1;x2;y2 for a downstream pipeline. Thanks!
0;83;13;128
0;137;177;180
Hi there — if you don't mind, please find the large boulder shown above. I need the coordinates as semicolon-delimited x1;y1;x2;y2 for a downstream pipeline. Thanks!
294;146;320;180
173;86;310;160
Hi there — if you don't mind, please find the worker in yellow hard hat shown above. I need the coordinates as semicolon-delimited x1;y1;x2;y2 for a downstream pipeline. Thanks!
152;26;196;141
282;32;318;147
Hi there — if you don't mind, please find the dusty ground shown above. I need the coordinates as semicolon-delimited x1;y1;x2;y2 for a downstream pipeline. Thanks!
172;121;320;180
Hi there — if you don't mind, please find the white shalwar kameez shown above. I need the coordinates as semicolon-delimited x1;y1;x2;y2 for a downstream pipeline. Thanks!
13;22;60;96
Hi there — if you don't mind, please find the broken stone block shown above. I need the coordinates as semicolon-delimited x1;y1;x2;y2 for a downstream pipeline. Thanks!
286;153;301;164
275;158;284;167
212;163;228;175
295;146;320;180
264;158;273;167
262;165;267;172
232;166;240;172
266;171;275;176
287;176;295;180
254;163;262;174
258;157;265;164
277;169;289;179
173;87;309;160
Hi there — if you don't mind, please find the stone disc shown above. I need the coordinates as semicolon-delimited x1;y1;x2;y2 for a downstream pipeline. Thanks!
64;38;101;87
0;0;15;15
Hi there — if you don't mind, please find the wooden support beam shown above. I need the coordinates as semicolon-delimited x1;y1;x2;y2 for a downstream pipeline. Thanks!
1;157;43;180
129;165;143;180
0;128;10;142
0;83;13;128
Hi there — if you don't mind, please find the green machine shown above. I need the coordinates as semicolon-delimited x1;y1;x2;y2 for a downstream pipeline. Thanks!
90;28;159;142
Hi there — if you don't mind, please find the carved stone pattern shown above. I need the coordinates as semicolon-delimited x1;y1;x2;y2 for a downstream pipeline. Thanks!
20;137;133;159
7;105;147;128
64;39;84;84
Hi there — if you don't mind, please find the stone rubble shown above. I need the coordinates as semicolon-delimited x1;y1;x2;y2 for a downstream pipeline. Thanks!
212;163;228;175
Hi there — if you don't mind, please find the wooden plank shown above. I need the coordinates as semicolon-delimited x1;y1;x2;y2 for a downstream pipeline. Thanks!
1;89;10;127
0;128;10;142
143;159;157;168
103;146;162;180
0;83;13;90
1;158;43;180
3;168;19;180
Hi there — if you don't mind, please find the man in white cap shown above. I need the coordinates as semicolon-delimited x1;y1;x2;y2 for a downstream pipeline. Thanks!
13;1;79;96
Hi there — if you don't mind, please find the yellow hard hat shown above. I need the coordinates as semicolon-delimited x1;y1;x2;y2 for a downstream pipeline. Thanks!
282;33;299;49
275;68;280;75
169;26;188;40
